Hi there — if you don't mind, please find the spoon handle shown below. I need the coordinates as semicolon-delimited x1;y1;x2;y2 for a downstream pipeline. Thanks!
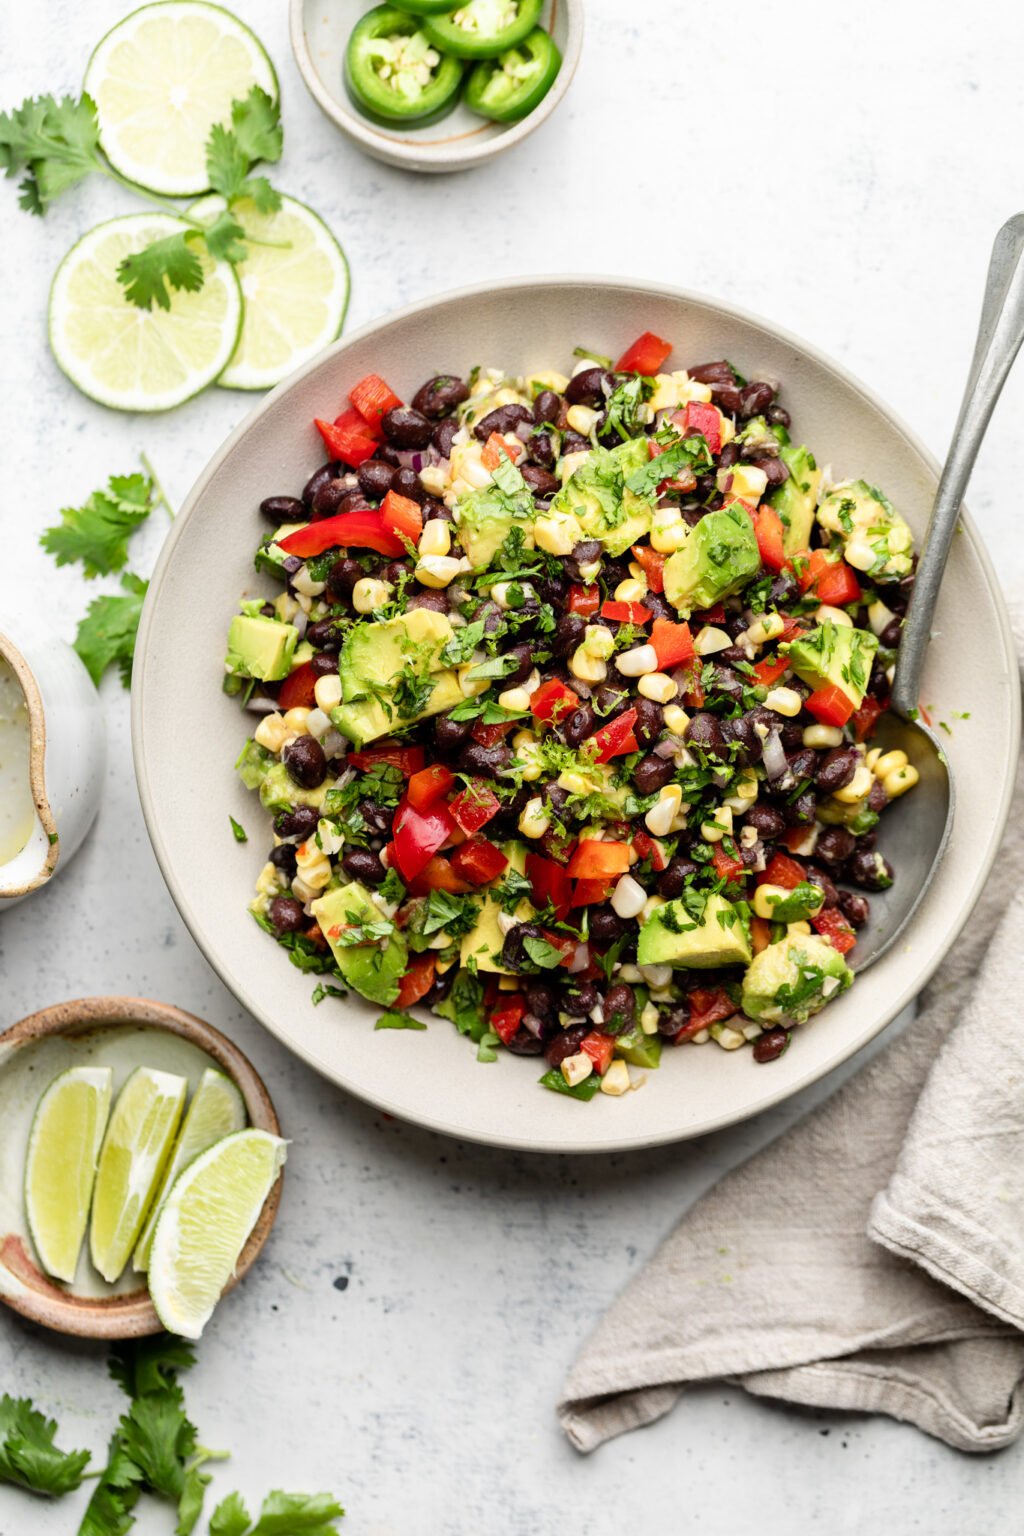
892;212;1024;717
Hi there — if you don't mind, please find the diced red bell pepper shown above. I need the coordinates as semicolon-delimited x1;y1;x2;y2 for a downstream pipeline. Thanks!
392;797;456;883
350;743;426;773
779;827;816;854
315;408;380;468
571;877;615;907
407;854;471;896
530;677;580;726
805;684;856;728
851;695;884;742
631;545;665;593
567;840;632;880
481;432;522;470
616;330;672;375
449;781;501;836
800;549;862;606
349;373;402;427
491;996;526;1046
568;584;601;616
650;428;698;494
601;600;652;625
580;1031;616;1076
752;507;787;573
451;837;508;886
711;845;746;883
632;830;669;872
812;907;858;955
407;763;455;812
379;490;423;548
752;651;792;688
687;986;737;1032
395;953;436;1009
276;661;318;712
278;509;405;560
540;930;579;967
693;602;726;624
589;708;639;764
650;617;694;670
780;613;806;642
677;662;705;708
525;852;572;922
751;916;773;955
681;399;722;455
470;719;516;747
759;852;807;890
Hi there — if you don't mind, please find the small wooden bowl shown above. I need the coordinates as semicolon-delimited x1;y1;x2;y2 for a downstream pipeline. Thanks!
0;997;282;1339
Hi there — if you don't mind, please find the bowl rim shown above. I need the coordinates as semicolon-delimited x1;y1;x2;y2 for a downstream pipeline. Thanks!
0;995;283;1338
288;0;585;171
132;272;1020;1153
0;629;59;896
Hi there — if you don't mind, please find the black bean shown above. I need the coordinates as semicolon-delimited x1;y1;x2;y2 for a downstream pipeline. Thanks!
739;381;776;418
381;406;433;449
787;748;818;781
710;665;745;702
685;712;726;760
722;715;758;766
754;456;789;488
538;573;568;607
603;984;636;1035
815;826;856;865
544;1023;590;1067
562;705;597;747
311;478;355;519
311;652;338;677
657;1004;692;1041
753;1027;790;1063
282;735;327;789
260;494;305;524
459;742;511;778
432;418;460;459
567;367;615;407
473;403;533;441
505;1027;545;1056
499;643;532;688
785;790;816;825
743;803;786;839
406;591;449;614
524;981;557;1019
561;429;591;455
379;560;408;588
521;463;560;496
633;753;674;794
879;618;903;648
565;539;602;582
847;849;894;890
306;618;343;651
767;403;791;428
657;857;699;898
390;467;425;503
422;498;453;523
568;980;600;1017
805;863;839;907
269;897;305;934
302;463;339;508
538;825;574;864
411;374;469;419
868;778;889;812
269;844;298;878
552;612;586;658
500;920;545;973
633;698;665;748
816;747;859;793
593;682;629;715
326;557;363;601
529;430;557;470
718;442;740;469
769;571;801;606
643;592;674;623
533;388;565;426
275;804;319;839
687;360;736;387
434;712;472;752
839;890;871;927
341;848;386;886
357;459;396;498
588;906;628;945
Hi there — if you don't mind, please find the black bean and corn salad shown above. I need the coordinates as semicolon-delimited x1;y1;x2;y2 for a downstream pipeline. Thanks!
226;329;920;1103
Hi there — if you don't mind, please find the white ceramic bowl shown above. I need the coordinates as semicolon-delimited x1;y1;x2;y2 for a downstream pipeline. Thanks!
133;277;1019;1154
290;0;583;173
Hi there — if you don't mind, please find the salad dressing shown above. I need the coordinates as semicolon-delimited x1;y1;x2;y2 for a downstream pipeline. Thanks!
0;657;35;864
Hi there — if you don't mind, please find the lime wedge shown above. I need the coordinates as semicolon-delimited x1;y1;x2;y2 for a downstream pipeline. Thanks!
24;1067;113;1284
148;1129;287;1339
49;213;243;412
133;1068;247;1273
190;193;350;390
89;1067;189;1284
83;0;278;197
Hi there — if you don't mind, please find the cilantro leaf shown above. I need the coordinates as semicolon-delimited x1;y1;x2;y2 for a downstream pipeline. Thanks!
41;470;156;578
230;816;248;843
538;1067;601;1101
77;1437;143;1536
240;175;281;215
375;1010;427;1031
201;208;248;264
109;1337;197;1400
211;1488;345;1536
0;92;101;213
206;89;283;207
229;88;283;168
522;935;564;969
205;121;250;203
0;1394;90;1496
117;228;204;311
211;1492;253;1536
74;572;149;687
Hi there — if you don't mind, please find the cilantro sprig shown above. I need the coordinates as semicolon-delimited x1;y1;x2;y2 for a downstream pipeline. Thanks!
0;1394;90;1497
41;460;170;578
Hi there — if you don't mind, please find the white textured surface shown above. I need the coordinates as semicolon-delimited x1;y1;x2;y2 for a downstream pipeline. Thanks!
2;0;1023;1530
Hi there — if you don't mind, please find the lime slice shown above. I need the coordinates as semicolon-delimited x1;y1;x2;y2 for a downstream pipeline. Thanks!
148;1129;287;1339
24;1067;113;1284
83;0;278;197
49;213;243;412
89;1067;189;1284
133;1068;246;1272
190;193;350;390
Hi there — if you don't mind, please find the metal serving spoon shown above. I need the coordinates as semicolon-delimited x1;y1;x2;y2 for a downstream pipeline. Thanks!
853;213;1024;970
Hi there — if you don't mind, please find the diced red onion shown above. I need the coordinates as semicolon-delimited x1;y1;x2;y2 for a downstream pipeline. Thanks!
322;729;346;757
522;1012;544;1039
654;735;683;758
244;695;278;714
762;727;788;781
567;942;590;974
293;609;308;638
514;419;534;443
282;555;302;575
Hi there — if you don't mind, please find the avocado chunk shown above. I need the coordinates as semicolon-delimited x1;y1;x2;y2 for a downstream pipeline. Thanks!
460;842;532;974
311;880;408;1007
771;444;822;556
332;608;463;749
741;934;852;1025
550;438;653;558
637;893;752;970
235;738;274;790
614;1026;663;1069
816;479;914;580
258;762;329;814
255;522;307;577
455;456;536;570
784;621;878;709
663;503;761;617
225;614;298;681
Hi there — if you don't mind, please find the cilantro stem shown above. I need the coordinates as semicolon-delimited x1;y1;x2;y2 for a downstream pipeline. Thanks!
97;161;292;252
140;452;175;519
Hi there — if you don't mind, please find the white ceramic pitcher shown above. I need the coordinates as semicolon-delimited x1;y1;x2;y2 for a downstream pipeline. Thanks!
0;630;105;904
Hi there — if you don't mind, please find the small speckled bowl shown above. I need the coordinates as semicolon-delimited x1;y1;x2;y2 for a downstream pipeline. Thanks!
290;0;583;173
0;997;282;1340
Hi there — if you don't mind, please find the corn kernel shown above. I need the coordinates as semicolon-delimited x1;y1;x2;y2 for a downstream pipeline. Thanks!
292;564;326;597
689;1028;711;1045
787;920;812;936
746;612;786;646
561;1051;593;1088
313;674;343;712
569;646;607;684
815;604;853;628
615;644;659;677
527;369;570;395
710;1022;746;1050
534;511;582;556
255;861;283;897
559;450;591;482
497;685;531;713
663;704;691;736
864;747;882;771
803;724;844;749
556;770;590;796
873;750;908;780
650;511;689;554
637;671;677;704
352;577;392;613
583;625;615;661
844;538;876;572
614;577;647;603
600;1060;631;1096
577;559;603;584
418;464;448;497
868;598;898;638
700;805;733;843
491;580;535;609
611;873;647;919
416;554;461;588
254;712;288;753
764;687;802;717
693;625;732;657
566;404;600;435
273;591;301;623
833;763;875;804
884;764;919;798
281;707;312;737
739;824;759;848
515;741;544;782
518;796;550;839
418;519;451;558
640;894;666;924
717;463;768;502
753;883;790;920
645;784;682;837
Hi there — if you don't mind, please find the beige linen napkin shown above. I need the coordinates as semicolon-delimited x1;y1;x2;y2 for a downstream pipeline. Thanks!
559;624;1024;1455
